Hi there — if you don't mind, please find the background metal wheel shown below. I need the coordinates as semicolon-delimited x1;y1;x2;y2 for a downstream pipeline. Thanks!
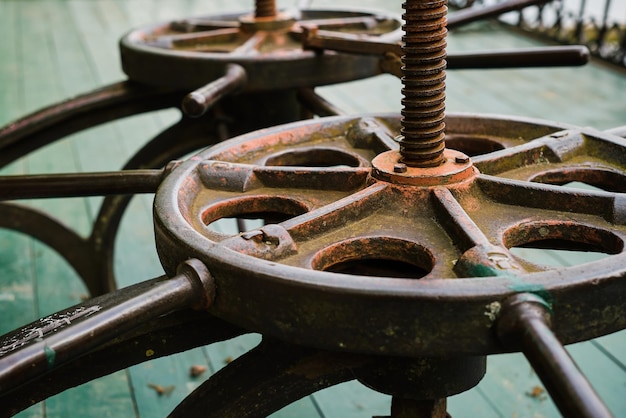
120;8;402;90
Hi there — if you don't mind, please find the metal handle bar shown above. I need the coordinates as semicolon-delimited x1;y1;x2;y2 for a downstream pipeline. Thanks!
0;259;214;394
448;0;552;30
496;293;613;418
0;169;166;200
182;64;248;118
1;311;245;415
447;45;589;69
302;27;589;73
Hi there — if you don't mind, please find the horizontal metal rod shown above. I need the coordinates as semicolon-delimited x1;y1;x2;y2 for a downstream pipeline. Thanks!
182;64;247;118
0;259;214;394
447;46;589;69
302;30;588;73
0;169;164;200
497;294;613;418
448;0;551;30
2;312;245;415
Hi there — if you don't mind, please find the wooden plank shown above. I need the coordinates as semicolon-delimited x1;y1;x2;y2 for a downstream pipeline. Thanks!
568;341;626;417
0;3;43;418
8;1;136;416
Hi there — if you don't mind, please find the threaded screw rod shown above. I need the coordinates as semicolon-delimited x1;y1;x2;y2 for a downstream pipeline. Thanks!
400;0;448;168
255;0;277;18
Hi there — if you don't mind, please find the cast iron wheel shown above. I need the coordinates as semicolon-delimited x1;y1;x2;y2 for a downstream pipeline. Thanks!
119;8;402;90
154;113;626;357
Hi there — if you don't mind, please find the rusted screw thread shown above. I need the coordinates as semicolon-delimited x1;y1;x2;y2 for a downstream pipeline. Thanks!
255;0;277;18
400;0;448;168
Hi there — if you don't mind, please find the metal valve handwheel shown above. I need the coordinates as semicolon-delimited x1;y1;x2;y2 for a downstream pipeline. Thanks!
120;7;403;91
154;113;626;356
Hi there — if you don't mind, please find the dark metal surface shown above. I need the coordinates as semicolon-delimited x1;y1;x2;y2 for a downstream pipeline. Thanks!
0;87;307;295
170;339;372;418
388;398;450;418
444;45;589;69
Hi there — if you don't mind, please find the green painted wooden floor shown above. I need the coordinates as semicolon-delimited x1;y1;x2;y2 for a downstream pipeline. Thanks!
0;0;625;416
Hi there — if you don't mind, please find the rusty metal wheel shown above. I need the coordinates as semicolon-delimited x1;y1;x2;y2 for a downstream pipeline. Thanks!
119;8;402;91
154;113;626;358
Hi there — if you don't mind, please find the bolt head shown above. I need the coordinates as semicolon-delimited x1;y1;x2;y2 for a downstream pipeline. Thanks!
455;156;470;164
394;163;408;173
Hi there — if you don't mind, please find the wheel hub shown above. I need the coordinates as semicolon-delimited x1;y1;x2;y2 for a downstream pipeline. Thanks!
371;149;476;186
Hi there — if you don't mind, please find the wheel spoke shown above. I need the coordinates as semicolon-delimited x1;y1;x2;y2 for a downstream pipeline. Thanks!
472;175;626;274
207;181;386;260
431;187;530;277
231;31;267;55
477;174;626;225
497;294;613;418
170;338;371;418
169;18;240;32
0;259;214;393
298;15;396;35
1;311;245;416
198;161;369;192
474;128;626;193
144;28;245;52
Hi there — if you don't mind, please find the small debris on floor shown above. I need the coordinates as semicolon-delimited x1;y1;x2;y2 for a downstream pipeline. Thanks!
147;383;175;396
189;364;207;377
526;385;546;401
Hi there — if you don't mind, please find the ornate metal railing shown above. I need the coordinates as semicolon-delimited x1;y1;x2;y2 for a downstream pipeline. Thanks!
450;0;626;69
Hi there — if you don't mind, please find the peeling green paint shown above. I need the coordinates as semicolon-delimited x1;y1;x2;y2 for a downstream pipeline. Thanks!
44;345;56;368
506;281;554;309
463;262;554;308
